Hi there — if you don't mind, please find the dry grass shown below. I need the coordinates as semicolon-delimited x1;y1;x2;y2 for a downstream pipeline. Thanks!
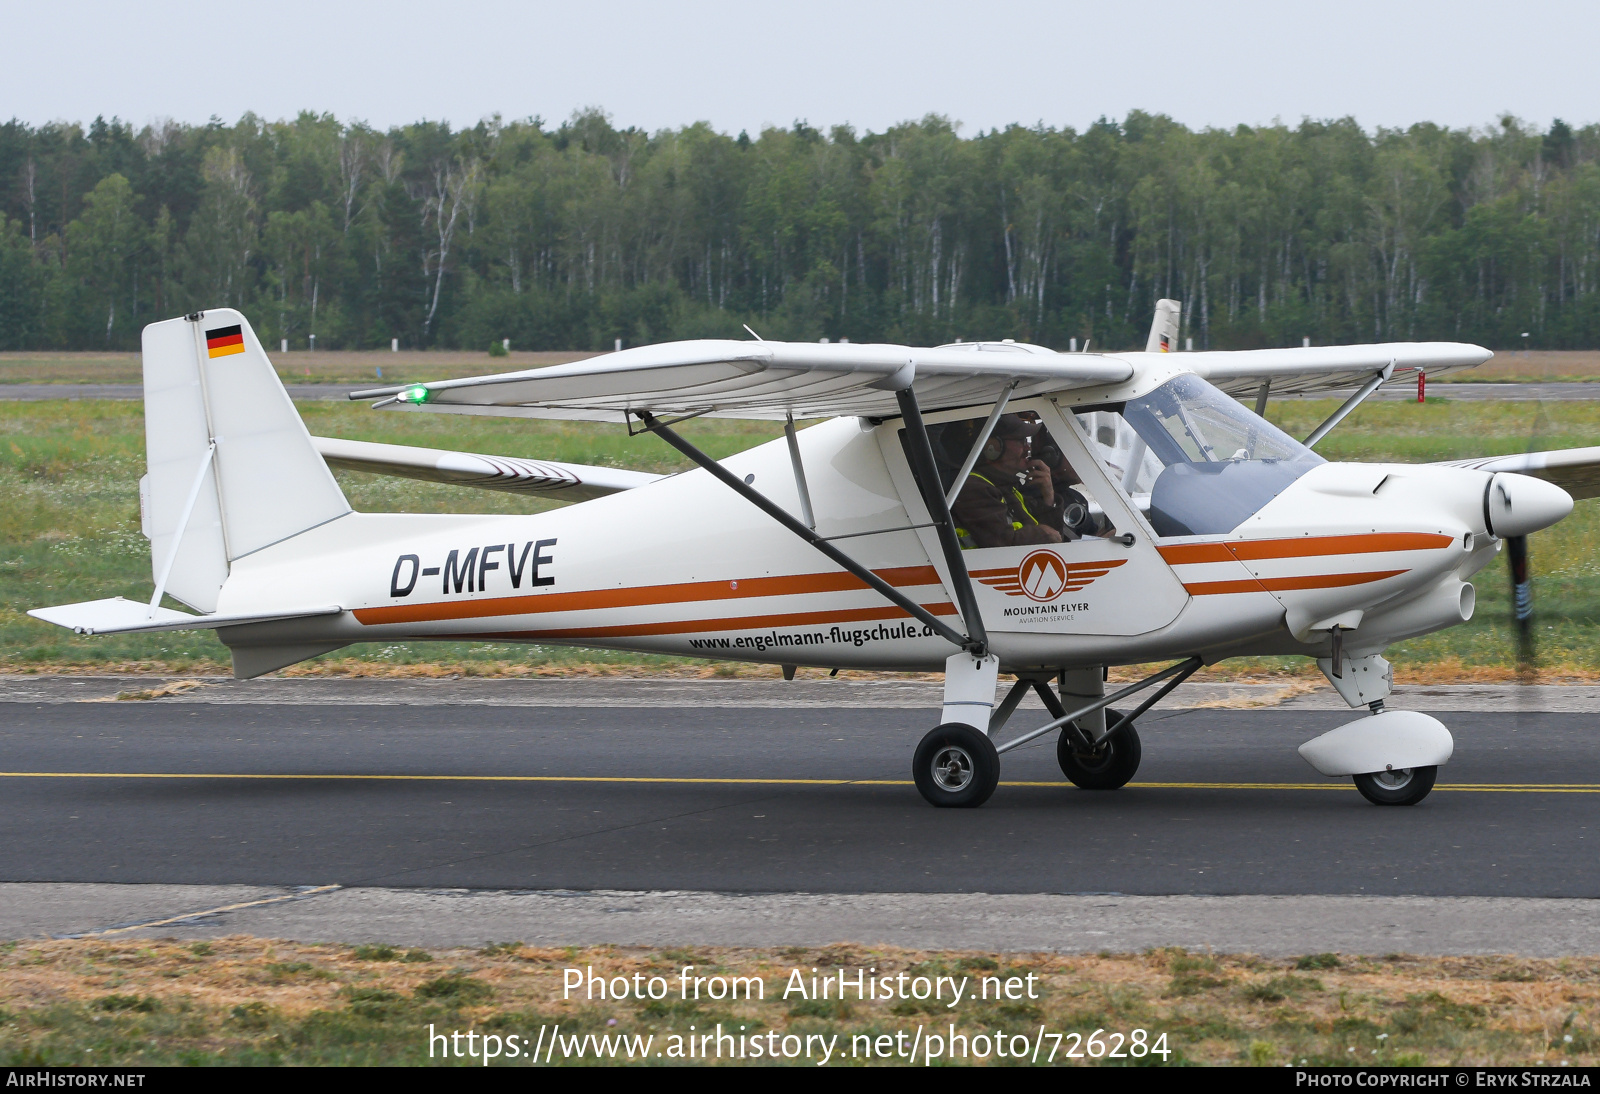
0;938;1595;1066
1436;350;1600;383
79;679;213;701
1184;679;1325;709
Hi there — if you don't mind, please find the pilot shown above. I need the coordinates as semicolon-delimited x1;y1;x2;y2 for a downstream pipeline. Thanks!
950;415;1066;548
1026;427;1114;539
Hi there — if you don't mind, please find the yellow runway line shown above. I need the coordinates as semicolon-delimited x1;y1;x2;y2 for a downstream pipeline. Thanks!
0;771;863;785
1;772;1598;792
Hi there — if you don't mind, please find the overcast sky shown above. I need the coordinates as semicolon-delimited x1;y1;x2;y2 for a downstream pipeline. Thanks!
5;0;1595;137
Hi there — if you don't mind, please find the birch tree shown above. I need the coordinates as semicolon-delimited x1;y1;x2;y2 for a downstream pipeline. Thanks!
416;154;481;339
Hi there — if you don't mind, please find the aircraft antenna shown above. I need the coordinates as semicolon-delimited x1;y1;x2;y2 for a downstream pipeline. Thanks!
742;324;765;342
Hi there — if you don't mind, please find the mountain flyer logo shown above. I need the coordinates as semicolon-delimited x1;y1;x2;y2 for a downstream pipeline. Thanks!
1018;551;1068;601
971;552;1127;601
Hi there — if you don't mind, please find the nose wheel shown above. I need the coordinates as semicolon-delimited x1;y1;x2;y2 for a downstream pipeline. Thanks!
913;723;1000;808
1058;710;1142;789
1353;765;1437;806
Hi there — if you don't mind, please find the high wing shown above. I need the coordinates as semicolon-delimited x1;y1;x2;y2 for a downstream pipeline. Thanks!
1181;342;1492;397
1436;447;1600;501
311;436;661;500
348;338;1132;422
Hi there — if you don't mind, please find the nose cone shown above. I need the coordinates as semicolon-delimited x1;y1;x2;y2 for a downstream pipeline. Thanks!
1486;472;1574;537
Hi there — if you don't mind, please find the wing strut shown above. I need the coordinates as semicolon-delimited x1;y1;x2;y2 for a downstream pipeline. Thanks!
945;381;1017;508
635;410;981;655
894;387;989;656
782;413;816;529
1303;360;1394;449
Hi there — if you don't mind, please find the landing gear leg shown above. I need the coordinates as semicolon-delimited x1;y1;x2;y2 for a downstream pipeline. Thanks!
913;651;1003;808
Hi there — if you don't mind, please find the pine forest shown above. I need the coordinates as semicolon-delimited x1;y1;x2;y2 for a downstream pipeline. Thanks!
1;109;1597;353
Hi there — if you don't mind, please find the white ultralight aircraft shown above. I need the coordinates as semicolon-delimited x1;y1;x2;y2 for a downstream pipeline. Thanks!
30;305;1599;808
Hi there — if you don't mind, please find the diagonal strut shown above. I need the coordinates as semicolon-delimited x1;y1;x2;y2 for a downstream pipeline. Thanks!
636;410;975;652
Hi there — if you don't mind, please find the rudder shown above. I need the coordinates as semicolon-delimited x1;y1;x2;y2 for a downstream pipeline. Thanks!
1144;298;1182;353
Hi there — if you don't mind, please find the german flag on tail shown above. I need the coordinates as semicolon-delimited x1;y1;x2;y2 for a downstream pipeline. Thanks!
205;324;244;358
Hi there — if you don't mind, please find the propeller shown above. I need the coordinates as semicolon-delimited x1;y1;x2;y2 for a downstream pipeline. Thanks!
1487;469;1571;687
1508;378;1551;685
1505;532;1535;681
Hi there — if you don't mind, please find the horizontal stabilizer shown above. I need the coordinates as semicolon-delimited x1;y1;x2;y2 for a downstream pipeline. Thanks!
349;338;1132;422
1435;446;1600;501
312;436;660;500
28;597;343;636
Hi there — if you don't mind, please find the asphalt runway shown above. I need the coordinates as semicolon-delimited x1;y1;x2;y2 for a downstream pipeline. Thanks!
2;699;1595;898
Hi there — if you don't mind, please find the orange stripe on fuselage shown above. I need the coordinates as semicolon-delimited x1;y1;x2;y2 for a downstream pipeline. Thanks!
1158;532;1452;566
1254;569;1408;591
1155;542;1235;565
1160;532;1452;596
1226;532;1453;560
468;602;960;642
1184;569;1408;596
352;565;944;627
1164;534;1452;594
1179;578;1268;596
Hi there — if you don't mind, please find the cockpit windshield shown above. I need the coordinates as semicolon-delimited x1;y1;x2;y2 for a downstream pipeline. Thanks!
1077;374;1324;538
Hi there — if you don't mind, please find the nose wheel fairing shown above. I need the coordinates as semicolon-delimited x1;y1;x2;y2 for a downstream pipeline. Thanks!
1298;709;1454;777
1296;709;1453;806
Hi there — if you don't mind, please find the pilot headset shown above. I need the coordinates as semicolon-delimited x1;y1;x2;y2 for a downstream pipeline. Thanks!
984;431;1028;462
984;415;1036;462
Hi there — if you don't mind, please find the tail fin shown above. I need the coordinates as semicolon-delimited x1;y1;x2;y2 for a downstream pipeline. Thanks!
141;309;350;612
1144;298;1182;353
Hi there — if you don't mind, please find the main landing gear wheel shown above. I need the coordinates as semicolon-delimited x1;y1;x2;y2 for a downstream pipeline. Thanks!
1353;765;1437;806
1058;710;1141;790
913;723;1000;808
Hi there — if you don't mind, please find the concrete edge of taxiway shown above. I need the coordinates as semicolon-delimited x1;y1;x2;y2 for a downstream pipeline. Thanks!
5;676;1600;712
5;884;1600;957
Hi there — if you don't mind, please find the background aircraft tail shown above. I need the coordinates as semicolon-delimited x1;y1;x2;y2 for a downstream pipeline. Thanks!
140;310;350;612
1144;298;1182;353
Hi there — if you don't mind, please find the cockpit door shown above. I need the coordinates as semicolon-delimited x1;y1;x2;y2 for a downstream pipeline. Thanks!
878;398;1190;637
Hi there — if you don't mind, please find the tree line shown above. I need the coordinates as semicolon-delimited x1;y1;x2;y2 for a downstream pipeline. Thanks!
1;109;1596;353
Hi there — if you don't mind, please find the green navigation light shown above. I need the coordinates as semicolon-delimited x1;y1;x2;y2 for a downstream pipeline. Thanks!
400;385;430;404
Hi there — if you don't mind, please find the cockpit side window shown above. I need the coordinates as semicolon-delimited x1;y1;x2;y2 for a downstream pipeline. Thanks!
1076;374;1324;538
900;413;1120;549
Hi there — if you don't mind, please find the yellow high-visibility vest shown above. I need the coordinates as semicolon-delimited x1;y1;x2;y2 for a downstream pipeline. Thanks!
954;471;1037;548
